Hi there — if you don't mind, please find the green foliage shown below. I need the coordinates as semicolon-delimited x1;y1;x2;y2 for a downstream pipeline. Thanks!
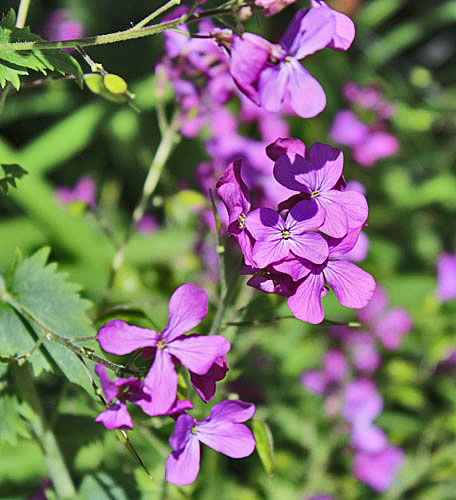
78;472;129;500
0;9;82;90
253;419;274;476
0;163;27;193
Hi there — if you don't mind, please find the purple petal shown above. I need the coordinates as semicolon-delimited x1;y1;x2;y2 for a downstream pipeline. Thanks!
258;64;289;113
328;227;364;258
273;152;313;192
308;142;345;192
143;349;178;415
330;110;369;147
166;434;201;486
347;332;381;373
287;60;327;118
247;270;296;297
94;364;118;403
206;400;256;423
251;239;290;268
351;424;388;454
281;7;335;59
342;231;369;262
266;137;306;161
190;355;229;403
353;445;404;492
342;379;383;426
288;271;326;323
169;413;194;452
197;421;256;458
245;208;284;240
168;334;231;375
375;308;412;349
322;189;368;231
323;350;347;382
94;401;133;430
162;283;208;342
273;256;313;281
300;370;327;395
288;232;328;264
353;131;399;167
324;260;376;309
97;320;158;355
358;286;388;324
310;1;355;51
317;197;348;238
229;34;272;105
437;253;456;302
289;199;325;229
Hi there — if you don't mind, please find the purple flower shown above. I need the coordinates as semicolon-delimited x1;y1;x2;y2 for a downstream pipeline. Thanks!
246;266;296;297
56;176;96;209
136;214;159;235
274;142;368;238
245;202;328;268
351;424;388;454
342;379;383;427
230;5;355;118
98;284;230;415
42;9;84;53
353;445;404;492
278;229;376;324
166;400;256;486
93;365;192;429
346;332;381;373
255;0;297;17
436;253;456;302
300;350;346;395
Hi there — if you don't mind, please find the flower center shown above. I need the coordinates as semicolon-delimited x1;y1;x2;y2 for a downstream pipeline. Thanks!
311;190;320;198
238;212;246;228
282;228;291;240
191;424;198;435
157;339;167;349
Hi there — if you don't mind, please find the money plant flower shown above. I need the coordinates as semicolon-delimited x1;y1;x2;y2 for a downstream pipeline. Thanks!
98;284;230;415
166;400;256;486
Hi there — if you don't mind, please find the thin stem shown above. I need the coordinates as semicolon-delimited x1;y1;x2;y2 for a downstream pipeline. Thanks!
133;0;182;29
13;363;76;498
0;7;236;52
16;0;31;28
102;111;181;304
2;291;143;377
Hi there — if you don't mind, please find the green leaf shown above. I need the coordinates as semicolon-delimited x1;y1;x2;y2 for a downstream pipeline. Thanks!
0;163;28;194
0;392;32;445
253;419;274;476
1;247;96;393
0;10;83;90
78;472;129;500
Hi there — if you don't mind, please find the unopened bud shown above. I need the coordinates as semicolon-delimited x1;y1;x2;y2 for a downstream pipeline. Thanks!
238;6;252;21
210;27;233;44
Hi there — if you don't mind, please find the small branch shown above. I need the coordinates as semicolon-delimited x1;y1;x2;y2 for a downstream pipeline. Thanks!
16;0;31;29
133;0;182;30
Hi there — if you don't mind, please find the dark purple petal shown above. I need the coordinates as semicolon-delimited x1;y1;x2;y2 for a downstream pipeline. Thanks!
266;137;306;161
94;364;118;403
273;152;313;192
247;270;296;297
206;400;256;423
308;142;345;192
190;355;229;403
245;208;284;240
143;349;178;415
197;421;256;458
162;283;208;342
280;8;335;59
437;253;456;302
324;260;376;309
342;379;383;426
353;445;404;492
168;334;230;375
97;320;158;355
287;60;327;118
166;434;201;486
288;271;326;323
94;401;133;430
169;413;194;452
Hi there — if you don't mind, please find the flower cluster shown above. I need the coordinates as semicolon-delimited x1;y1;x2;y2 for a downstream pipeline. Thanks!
330;82;399;167
436;252;456;302
95;283;256;485
301;286;412;491
216;138;376;324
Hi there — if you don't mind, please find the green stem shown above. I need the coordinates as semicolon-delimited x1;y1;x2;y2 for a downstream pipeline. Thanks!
133;0;182;29
2;291;142;377
13;363;76;499
0;7;235;52
102;111;181;303
16;0;31;28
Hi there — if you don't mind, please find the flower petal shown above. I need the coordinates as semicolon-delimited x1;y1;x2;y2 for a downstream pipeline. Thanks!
323;189;368;231
287;60;327;118
166;434;201;486
258;64;289;113
317;196;348;238
143;349;178;415
287;271;326;323
94;401;133;430
97;320;158;355
94;364;118;403
207;399;256;423
273;152;313;192
168;334;230;375
308;142;344;191
197;422;256;458
245;208;284;240
289;232;328;264
324;260;376;309
266;137;307;161
162;283;208;342
190;355;229;403
169;413;194;452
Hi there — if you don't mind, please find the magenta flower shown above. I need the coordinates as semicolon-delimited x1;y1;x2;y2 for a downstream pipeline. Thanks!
255;0;297;17
353;445;404;492
301;350;347;395
93;365;192;429
436;253;456;302
273;142;368;238
56;176;96;209
230;5;354;118
42;9;84;53
277;229;376;324
245;202;328;268
166;400;256;486
98;284;230;415
342;379;383;427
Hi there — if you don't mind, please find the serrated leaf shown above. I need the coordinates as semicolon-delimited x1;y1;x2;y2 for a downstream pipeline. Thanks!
253;419;274;476
0;163;28;194
2;247;96;393
0;392;32;445
0;10;83;89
